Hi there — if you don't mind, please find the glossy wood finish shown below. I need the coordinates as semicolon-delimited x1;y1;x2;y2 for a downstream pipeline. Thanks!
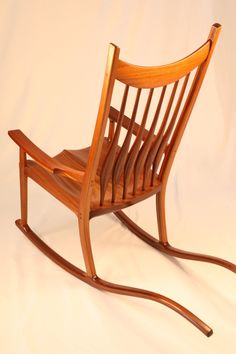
9;130;85;182
123;88;154;199
134;86;166;193
109;104;149;141
114;211;236;273
15;219;213;337
116;41;210;88
9;24;235;337
19;149;28;225
156;23;222;246
100;84;129;204
143;81;179;188
112;88;142;201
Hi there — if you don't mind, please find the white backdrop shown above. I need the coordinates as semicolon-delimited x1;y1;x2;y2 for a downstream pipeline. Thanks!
1;1;236;353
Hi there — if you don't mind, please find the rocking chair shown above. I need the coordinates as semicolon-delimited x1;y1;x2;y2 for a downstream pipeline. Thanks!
9;23;235;337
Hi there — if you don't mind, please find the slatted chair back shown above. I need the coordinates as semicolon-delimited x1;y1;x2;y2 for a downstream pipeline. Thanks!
80;24;221;210
10;24;236;338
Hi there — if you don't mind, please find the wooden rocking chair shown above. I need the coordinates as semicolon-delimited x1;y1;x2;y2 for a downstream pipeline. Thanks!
9;23;235;337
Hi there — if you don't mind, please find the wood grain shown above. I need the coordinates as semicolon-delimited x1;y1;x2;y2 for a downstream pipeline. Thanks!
9;24;234;337
116;41;210;88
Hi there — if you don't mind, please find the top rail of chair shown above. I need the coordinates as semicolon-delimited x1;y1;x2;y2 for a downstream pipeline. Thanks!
115;40;211;88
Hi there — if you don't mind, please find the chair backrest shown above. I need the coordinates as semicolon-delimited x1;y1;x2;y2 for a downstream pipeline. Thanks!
81;24;221;209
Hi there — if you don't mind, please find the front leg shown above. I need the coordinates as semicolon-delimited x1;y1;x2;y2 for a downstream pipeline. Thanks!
19;148;28;226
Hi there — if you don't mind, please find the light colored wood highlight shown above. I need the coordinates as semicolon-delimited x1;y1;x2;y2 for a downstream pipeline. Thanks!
116;42;210;88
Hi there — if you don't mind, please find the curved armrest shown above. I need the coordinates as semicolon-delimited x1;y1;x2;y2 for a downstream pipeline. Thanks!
53;167;85;181
8;129;85;182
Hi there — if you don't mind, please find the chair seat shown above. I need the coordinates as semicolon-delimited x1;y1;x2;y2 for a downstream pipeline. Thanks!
26;138;161;217
9;25;228;337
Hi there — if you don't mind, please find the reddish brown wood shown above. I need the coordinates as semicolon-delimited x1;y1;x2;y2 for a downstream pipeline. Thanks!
123;88;154;199
108;118;115;142
15;219;213;336
8;130;85;182
114;210;236;273
19;149;28;226
134;86;166;194
116;41;210;88
143;81;179;188
100;84;129;205
109;106;150;141
9;24;234;337
151;73;190;185
112;88;141;202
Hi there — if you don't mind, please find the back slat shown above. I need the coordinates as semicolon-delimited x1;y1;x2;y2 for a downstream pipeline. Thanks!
133;86;166;194
143;81;179;188
112;88;141;202
100;84;129;205
151;73;190;185
93;26;220;208
109;106;150;141
123;88;154;199
158;65;203;181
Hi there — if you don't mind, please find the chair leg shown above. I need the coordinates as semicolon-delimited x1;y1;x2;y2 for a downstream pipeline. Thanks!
19;149;28;226
156;189;236;272
17;146;97;278
13;179;233;337
114;196;236;273
14;220;213;337
78;212;97;278
156;188;168;245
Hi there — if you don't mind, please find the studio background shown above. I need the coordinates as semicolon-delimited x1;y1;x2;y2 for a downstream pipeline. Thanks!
0;1;235;353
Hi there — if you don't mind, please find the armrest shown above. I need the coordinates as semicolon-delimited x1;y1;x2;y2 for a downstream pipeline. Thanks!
8;129;85;182
9;129;57;172
53;167;85;181
109;106;150;141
